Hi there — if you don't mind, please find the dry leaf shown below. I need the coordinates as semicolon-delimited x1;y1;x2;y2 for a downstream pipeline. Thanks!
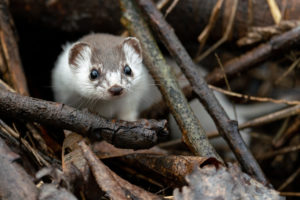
174;163;284;200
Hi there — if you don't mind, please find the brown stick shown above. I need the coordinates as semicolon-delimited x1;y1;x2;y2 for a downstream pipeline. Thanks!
272;116;300;148
209;85;300;105
278;166;300;191
257;144;300;160
280;192;300;198
120;0;221;160
0;89;168;149
136;0;269;187
205;26;300;85
239;105;300;130
208;104;300;139
0;0;29;95
194;0;238;62
196;0;224;54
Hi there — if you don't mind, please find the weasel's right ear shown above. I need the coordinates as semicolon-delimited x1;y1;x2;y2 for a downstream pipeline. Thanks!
68;42;91;69
122;37;142;64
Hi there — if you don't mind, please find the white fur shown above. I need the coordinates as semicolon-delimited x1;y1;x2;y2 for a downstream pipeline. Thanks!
52;43;74;104
106;72;121;86
123;38;142;64
52;36;156;121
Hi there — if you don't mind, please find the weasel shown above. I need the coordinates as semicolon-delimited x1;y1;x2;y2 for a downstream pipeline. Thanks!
52;33;155;121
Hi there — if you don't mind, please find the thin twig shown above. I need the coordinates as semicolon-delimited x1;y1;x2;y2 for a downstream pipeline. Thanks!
196;0;224;54
0;79;15;92
275;57;300;84
272;116;300;148
194;0;238;62
266;0;282;24
280;192;300;197
257;144;300;160
247;0;253;26
164;0;179;17
215;53;237;120
208;104;300;138
209;85;300;105
278;166;300;191
156;0;170;10
239;105;300;130
272;117;290;147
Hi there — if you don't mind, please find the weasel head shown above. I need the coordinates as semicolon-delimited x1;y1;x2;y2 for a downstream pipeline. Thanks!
68;36;144;101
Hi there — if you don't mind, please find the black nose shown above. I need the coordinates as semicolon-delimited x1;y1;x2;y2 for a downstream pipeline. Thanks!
108;85;123;96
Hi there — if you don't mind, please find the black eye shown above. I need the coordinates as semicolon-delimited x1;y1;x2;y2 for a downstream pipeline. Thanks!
124;65;132;76
90;69;99;80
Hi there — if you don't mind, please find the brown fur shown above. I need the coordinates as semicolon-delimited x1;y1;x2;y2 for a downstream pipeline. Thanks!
80;33;126;73
69;42;90;68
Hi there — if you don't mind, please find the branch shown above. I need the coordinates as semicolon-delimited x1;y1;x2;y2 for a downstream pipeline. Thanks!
206;26;300;85
0;89;168;150
208;104;300;139
136;0;270;187
119;0;221;160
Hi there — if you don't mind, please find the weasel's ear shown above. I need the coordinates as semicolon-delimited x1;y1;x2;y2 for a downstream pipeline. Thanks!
69;42;91;69
122;37;142;63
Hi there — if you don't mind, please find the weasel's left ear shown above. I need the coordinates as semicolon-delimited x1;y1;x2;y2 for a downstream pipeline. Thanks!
69;42;91;69
122;37;142;63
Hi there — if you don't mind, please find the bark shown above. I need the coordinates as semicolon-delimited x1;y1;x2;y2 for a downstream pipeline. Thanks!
0;89;168;150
